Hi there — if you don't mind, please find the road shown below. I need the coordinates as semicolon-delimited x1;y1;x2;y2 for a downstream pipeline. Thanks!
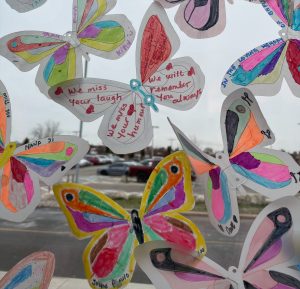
0;208;253;283
63;165;205;196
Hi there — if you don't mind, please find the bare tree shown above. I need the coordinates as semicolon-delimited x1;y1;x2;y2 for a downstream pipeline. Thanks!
31;121;61;139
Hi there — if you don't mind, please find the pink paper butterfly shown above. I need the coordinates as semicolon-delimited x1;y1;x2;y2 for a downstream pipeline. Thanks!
136;196;300;289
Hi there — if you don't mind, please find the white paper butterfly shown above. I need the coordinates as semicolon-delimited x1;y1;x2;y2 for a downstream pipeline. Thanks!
48;2;205;154
135;196;300;289
0;80;90;222
0;0;135;96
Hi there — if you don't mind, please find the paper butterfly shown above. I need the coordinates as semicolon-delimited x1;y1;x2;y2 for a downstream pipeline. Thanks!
221;0;300;97
0;0;136;96
135;196;300;289
0;251;54;289
154;0;259;38
6;0;47;13
0;80;89;222
169;88;300;237
48;2;205;154
53;151;206;289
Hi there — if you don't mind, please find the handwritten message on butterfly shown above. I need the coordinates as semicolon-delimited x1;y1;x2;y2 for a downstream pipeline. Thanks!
49;2;205;154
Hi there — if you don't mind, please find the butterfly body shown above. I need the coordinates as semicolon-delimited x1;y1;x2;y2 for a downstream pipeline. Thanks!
54;151;206;289
170;88;300;236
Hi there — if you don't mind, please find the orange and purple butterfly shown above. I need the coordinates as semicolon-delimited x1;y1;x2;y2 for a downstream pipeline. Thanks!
0;0;136;96
222;0;300;97
0;80;89;222
154;0;259;38
170;88;300;237
0;251;55;289
53;151;206;289
136;196;300;289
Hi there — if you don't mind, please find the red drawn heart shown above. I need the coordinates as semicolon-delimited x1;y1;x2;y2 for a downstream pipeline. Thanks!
166;63;173;71
188;67;195;76
86;105;94;114
55;87;63;95
127;104;135;116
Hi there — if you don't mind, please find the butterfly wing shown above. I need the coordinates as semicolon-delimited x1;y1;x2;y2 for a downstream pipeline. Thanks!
177;0;226;38
0;156;40;222
5;0;47;12
135;240;232;289
169;120;240;237
74;0;135;59
48;78;131;122
98;91;153;154
53;183;136;289
237;196;300;288
143;56;205;111
136;2;180;84
221;38;289;96
0;81;11;148
222;88;300;198
0;251;54;289
260;0;299;30
221;88;274;158
0;31;83;96
13;136;89;185
139;151;206;253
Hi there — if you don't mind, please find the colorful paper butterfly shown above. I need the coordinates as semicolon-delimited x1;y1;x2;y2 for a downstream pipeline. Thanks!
221;0;300;97
0;80;90;222
170;88;300;237
0;0;136;96
6;0;47;12
154;0;259;38
0;251;55;289
53;151;206;289
48;2;205;154
135;196;300;289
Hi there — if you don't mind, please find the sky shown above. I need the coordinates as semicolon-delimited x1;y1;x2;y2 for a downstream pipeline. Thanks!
1;0;300;153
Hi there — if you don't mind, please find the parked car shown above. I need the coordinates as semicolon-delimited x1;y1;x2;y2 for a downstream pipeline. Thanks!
127;159;161;182
78;159;92;167
97;161;141;176
85;155;111;165
128;158;197;183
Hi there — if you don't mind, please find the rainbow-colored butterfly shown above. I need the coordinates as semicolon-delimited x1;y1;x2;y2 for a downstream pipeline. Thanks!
136;196;300;289
154;0;259;38
170;88;300;237
53;151;206;289
222;0;300;97
0;80;89;222
0;251;55;289
6;0;47;12
0;0;135;96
